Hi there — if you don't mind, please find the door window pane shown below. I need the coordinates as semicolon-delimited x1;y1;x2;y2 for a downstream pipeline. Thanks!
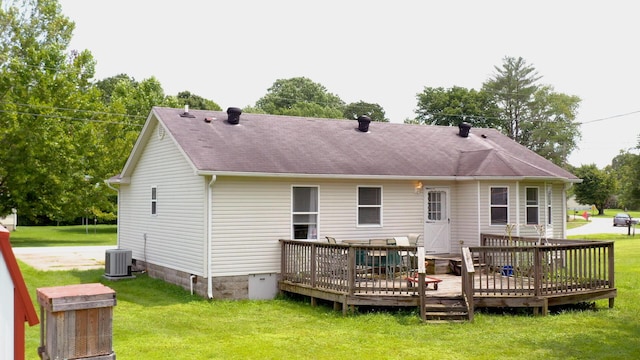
428;191;443;221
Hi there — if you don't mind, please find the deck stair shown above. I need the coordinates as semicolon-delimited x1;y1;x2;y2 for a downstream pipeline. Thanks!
424;296;469;323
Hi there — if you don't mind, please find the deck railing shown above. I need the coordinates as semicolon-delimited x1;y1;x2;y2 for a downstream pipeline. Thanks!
280;240;418;296
468;234;615;297
281;235;615;317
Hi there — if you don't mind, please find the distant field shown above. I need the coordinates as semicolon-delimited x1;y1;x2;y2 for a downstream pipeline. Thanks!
8;225;117;247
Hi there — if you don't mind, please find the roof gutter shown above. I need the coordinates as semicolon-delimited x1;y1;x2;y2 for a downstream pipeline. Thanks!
194;170;580;183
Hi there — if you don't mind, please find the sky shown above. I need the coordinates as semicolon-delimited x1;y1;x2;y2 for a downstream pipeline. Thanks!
58;0;640;169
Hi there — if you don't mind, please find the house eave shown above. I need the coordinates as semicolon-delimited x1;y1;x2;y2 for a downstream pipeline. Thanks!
194;170;579;183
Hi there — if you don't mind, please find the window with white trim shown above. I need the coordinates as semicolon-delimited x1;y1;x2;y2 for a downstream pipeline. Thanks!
490;187;508;225
547;186;552;226
151;186;157;216
292;186;318;240
358;186;382;226
526;187;539;225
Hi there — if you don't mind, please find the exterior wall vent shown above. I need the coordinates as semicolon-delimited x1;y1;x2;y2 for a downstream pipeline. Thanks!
227;107;242;124
357;115;371;132
458;122;471;138
104;249;132;277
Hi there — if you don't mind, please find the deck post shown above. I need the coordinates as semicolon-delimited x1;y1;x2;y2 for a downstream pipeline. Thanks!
534;246;542;298
608;243;615;308
311;243;317;287
418;273;426;321
462;247;475;322
347;247;355;296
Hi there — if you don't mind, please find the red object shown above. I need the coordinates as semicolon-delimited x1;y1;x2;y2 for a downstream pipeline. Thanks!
0;227;39;360
405;274;443;290
582;211;589;220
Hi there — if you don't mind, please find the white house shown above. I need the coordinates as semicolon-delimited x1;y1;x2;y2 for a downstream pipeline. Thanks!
0;226;39;360
107;107;580;300
0;209;17;231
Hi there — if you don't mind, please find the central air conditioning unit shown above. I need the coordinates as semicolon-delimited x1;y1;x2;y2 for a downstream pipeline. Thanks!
104;249;132;278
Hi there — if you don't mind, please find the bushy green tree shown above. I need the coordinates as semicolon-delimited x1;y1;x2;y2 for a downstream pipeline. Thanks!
572;164;616;215
171;91;221;111
254;77;345;118
611;149;640;210
343;101;389;122
0;0;108;222
412;86;500;127
413;57;581;167
483;57;581;166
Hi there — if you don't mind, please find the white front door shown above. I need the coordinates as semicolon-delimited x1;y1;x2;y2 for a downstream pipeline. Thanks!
424;187;450;254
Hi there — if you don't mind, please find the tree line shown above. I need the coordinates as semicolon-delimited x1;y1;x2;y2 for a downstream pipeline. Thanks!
0;0;636;224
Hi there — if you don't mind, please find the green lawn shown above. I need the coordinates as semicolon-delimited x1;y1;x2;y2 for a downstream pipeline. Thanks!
9;225;117;247
16;230;640;359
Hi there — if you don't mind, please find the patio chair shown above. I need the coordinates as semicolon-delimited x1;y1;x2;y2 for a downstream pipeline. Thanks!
394;236;412;274
408;233;423;247
325;236;337;244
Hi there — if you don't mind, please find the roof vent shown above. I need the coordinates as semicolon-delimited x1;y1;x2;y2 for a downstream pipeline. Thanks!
180;104;195;118
357;115;371;132
458;122;471;138
227;107;242;125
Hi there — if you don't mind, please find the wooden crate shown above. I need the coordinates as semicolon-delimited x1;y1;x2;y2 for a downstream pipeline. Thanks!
37;283;116;360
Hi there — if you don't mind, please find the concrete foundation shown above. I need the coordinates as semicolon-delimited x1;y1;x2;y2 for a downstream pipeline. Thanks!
133;259;264;300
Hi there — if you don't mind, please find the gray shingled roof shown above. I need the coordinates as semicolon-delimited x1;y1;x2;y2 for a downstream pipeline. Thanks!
149;106;578;181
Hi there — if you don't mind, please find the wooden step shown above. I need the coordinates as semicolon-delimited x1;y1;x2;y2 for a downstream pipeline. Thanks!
424;296;469;322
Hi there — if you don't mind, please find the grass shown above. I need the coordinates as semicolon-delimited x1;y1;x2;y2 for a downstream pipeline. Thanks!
9;225;117;247
15;228;640;359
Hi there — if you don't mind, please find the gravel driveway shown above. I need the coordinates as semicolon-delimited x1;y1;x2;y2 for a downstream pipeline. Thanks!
566;216;637;236
12;245;115;271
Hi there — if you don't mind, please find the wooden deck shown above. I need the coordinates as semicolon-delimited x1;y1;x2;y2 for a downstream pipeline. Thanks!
279;234;617;321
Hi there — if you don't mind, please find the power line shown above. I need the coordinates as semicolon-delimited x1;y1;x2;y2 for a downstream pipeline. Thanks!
0;109;144;127
579;110;640;125
0;100;146;119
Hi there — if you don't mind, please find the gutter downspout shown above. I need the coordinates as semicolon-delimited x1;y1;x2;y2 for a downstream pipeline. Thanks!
104;180;120;248
206;175;217;299
563;182;573;238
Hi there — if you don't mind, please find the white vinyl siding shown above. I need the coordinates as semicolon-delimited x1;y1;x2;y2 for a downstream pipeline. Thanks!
209;178;425;276
0;255;15;359
450;181;480;249
118;122;207;276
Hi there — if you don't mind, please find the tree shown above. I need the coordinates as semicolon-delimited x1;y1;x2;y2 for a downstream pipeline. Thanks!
611;150;640;210
343;101;389;122
170;91;221;111
98;75;167;119
482;56;581;166
521;86;582;166
572;164;616;215
0;0;109;222
253;77;345;118
412;86;500;127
